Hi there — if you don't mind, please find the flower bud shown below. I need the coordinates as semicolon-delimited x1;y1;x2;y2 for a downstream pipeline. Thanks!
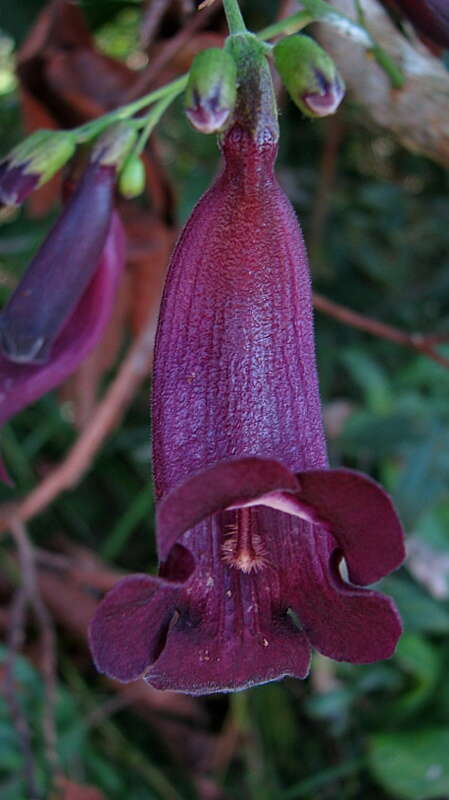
184;48;237;134
0;158;116;365
92;122;138;169
274;35;345;118
0;213;125;484
118;154;146;198
0;130;76;206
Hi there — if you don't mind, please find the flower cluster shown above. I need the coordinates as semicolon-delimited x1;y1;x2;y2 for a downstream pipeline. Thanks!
0;11;405;695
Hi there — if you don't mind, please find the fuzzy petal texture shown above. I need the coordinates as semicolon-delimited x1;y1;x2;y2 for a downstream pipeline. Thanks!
290;543;403;663
152;125;328;497
89;573;180;683
292;468;405;585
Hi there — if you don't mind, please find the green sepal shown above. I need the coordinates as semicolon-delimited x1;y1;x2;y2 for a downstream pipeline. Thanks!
184;48;237;134
9;129;76;185
274;34;345;118
92;122;138;169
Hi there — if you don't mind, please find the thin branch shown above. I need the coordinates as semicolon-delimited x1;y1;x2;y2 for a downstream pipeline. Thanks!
3;586;39;800
0;311;158;533
124;1;221;101
140;0;172;49
7;518;59;787
313;292;449;369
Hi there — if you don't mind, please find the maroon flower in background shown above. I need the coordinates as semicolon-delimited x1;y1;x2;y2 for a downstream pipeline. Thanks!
0;213;125;480
89;115;405;694
393;0;449;48
0;158;115;365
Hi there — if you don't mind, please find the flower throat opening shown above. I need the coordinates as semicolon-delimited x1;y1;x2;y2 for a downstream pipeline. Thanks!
221;507;268;573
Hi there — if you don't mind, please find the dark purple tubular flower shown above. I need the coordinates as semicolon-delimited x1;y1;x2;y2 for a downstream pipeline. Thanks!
0;213;125;479
89;44;405;695
0;159;115;365
394;0;449;48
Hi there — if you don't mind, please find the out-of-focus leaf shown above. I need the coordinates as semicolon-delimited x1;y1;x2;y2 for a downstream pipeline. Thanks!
382;576;449;633
340;349;392;413
389;634;440;719
394;426;449;526
369;728;449;799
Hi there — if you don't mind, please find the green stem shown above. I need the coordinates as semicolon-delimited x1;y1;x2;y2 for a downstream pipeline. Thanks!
257;10;313;40
222;0;247;34
134;87;184;155
68;0;403;148
74;74;188;143
354;0;405;88
300;0;405;88
370;42;405;89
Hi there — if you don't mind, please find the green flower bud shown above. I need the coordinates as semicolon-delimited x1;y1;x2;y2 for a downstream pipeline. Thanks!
185;48;237;134
92;122;138;169
118;154;146;199
0;130;76;205
274;35;345;118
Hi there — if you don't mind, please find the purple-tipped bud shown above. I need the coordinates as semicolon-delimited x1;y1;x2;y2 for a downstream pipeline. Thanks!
0;130;76;207
274;35;345;118
0;159;115;365
184;48;237;134
394;0;449;48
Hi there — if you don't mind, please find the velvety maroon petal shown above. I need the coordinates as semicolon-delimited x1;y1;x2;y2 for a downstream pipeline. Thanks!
156;457;300;561
0;212;124;449
88;573;179;683
295;468;405;585
146;607;311;694
293;548;402;663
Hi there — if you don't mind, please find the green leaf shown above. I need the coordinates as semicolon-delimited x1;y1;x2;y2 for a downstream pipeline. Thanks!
389;634;440;719
340;349;392;413
369;728;449;799
382;577;449;633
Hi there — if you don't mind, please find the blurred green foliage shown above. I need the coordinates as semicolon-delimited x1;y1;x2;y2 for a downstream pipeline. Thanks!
1;1;449;798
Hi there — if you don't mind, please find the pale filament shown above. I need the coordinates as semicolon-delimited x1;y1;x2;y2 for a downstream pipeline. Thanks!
221;507;268;573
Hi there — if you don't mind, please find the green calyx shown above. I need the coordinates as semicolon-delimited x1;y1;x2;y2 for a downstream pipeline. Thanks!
274;34;345;118
9;129;76;184
184;48;237;134
92;122;138;169
225;33;279;144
